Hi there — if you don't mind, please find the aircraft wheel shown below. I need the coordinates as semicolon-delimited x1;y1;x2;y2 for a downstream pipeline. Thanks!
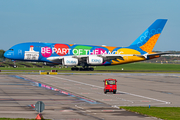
79;67;94;71
90;67;94;71
85;68;89;71
71;67;79;71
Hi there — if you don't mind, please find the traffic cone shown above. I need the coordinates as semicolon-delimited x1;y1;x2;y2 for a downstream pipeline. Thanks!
35;113;43;120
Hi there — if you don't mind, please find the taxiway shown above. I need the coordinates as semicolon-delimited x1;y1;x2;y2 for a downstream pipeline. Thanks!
0;73;180;120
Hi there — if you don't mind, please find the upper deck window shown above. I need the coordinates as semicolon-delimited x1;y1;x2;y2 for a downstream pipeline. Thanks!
9;49;14;51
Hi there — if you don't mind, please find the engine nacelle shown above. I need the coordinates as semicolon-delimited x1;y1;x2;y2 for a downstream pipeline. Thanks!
87;56;103;65
62;58;78;66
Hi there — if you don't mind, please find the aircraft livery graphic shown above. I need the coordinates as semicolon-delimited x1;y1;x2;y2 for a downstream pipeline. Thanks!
24;45;39;60
4;19;169;71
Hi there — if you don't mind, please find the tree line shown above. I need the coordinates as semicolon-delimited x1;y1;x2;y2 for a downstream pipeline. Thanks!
0;50;5;58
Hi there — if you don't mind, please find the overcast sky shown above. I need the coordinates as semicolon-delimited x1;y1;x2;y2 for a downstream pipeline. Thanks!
0;0;179;51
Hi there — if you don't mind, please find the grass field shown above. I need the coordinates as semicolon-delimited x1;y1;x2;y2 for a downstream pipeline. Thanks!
120;106;180;120
96;62;180;71
0;62;180;72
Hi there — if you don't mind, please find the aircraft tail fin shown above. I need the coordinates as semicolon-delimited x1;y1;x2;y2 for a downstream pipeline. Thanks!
129;19;167;53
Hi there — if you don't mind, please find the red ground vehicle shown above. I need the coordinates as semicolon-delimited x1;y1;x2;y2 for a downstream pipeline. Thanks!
103;78;117;94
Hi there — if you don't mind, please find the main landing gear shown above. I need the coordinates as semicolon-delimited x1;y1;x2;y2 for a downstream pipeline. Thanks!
71;67;94;71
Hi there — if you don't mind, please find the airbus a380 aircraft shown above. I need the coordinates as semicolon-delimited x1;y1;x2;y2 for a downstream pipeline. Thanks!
4;19;169;71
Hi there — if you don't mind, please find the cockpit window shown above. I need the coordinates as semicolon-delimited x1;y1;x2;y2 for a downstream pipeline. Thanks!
9;49;14;51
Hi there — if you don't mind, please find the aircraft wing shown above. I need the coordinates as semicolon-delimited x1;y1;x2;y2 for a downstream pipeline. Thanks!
73;54;130;61
47;55;89;63
47;54;134;63
98;54;128;62
135;52;172;58
47;53;169;63
47;57;63;63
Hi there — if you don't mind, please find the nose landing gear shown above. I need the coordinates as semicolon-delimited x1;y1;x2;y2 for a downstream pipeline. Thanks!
13;60;17;68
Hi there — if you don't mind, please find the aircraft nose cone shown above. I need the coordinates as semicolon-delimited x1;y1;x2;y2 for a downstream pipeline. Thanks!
4;51;8;58
4;51;10;59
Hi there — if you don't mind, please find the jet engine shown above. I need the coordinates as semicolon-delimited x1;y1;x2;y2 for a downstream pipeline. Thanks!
87;56;103;65
62;57;78;66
